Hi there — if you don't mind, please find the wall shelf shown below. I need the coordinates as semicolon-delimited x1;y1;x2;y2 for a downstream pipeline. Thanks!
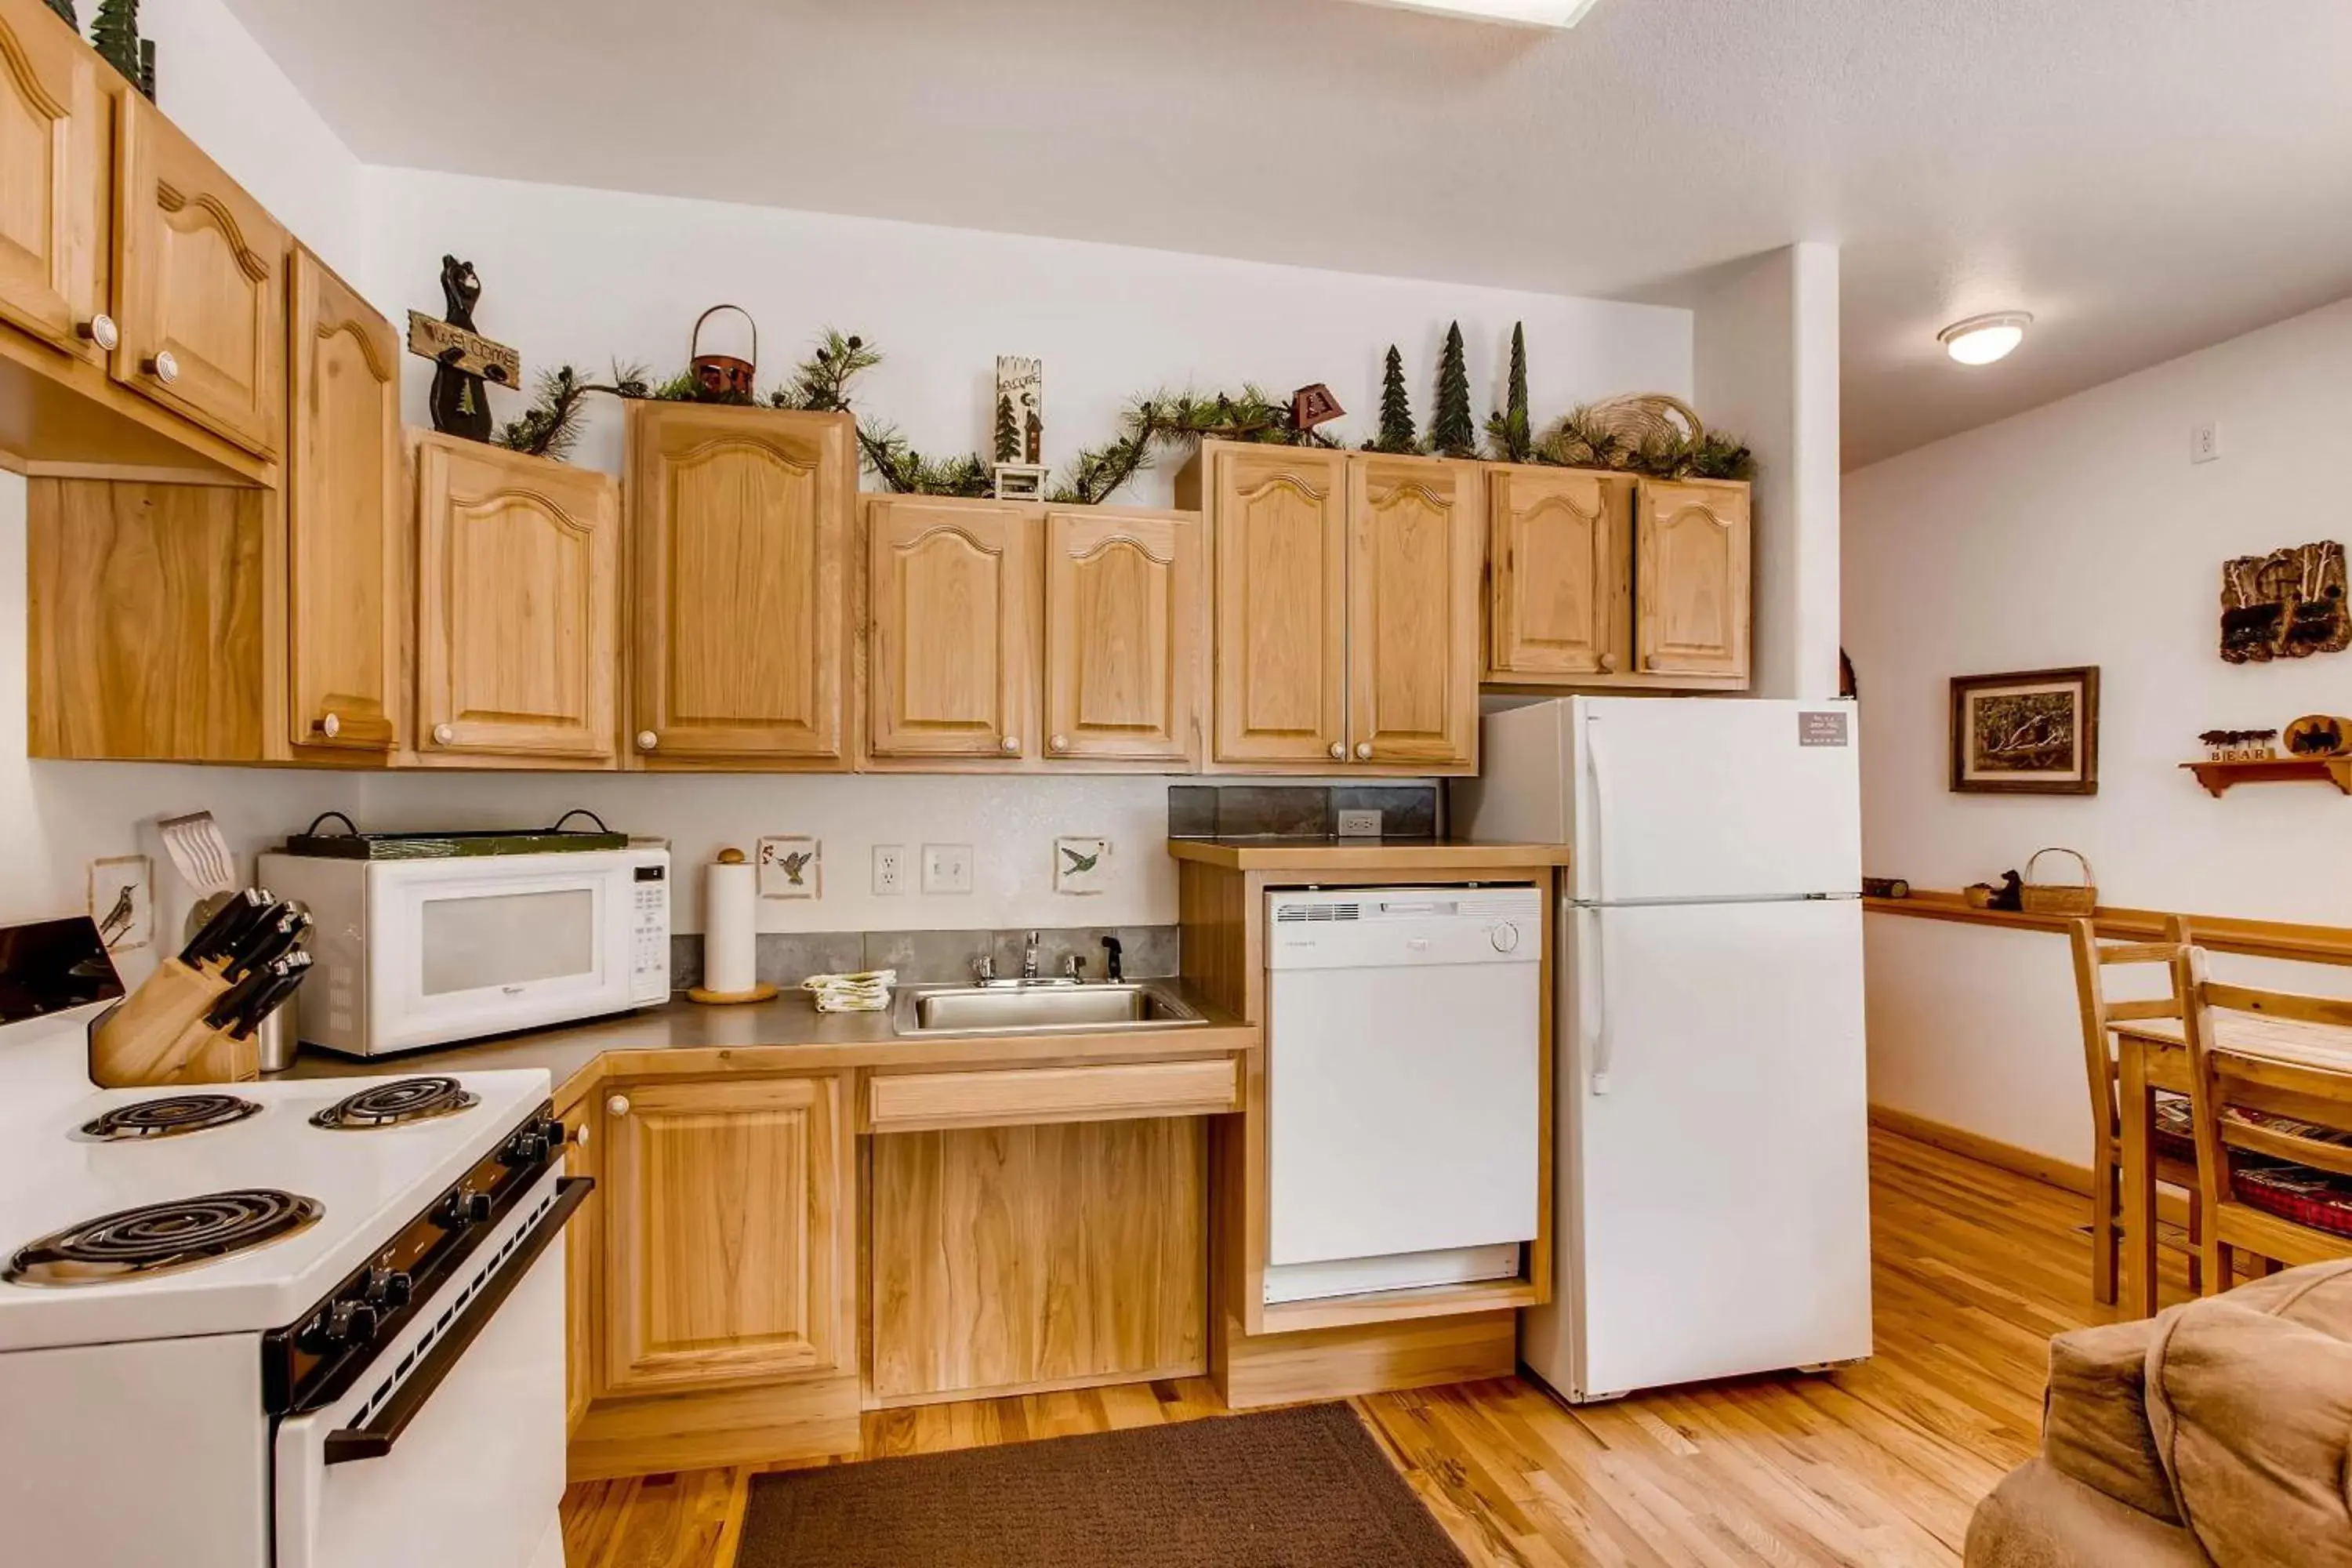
2180;757;2352;798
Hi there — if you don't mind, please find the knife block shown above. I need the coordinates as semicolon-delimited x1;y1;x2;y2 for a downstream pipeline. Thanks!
88;958;232;1087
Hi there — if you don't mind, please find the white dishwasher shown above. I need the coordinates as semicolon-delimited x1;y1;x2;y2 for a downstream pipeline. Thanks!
1264;885;1544;1305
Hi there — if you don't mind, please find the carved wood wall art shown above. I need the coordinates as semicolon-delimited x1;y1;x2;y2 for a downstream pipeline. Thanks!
2220;540;2349;662
2285;715;2352;757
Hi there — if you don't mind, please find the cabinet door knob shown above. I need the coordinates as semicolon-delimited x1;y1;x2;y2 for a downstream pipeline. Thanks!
1597;652;1617;673
606;1094;630;1118
1328;742;1345;760
1049;734;1069;753
146;350;180;384
1000;735;1021;755
78;314;118;350
431;722;455;746
315;712;340;739
1355;742;1374;761
572;1121;591;1146
637;731;659;752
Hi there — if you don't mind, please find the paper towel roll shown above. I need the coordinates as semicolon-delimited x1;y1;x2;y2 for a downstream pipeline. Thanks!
703;855;758;996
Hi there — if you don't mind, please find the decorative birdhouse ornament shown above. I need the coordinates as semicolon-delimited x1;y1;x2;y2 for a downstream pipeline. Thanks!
993;354;1049;499
690;305;759;403
1290;383;1344;434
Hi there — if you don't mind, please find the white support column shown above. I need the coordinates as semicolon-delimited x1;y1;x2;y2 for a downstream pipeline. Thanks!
1693;242;1842;700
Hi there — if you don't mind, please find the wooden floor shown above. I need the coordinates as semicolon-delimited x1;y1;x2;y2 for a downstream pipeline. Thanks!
562;1130;2187;1567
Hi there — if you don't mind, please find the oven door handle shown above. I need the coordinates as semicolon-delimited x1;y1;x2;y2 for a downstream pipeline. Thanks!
323;1176;592;1465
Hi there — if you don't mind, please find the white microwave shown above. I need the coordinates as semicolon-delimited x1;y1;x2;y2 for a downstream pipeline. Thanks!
257;847;671;1058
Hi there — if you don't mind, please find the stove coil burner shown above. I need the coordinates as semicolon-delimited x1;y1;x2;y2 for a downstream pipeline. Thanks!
4;1189;324;1286
78;1093;263;1142
310;1076;481;1131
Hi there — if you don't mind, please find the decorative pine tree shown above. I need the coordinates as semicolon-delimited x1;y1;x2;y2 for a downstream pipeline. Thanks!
1370;345;1417;454
42;0;77;30
1430;321;1475;459
1486;321;1532;462
993;393;1019;463
138;37;154;100
89;0;142;91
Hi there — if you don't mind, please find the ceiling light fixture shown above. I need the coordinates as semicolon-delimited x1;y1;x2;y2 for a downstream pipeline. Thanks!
1348;0;1604;27
1938;312;2032;366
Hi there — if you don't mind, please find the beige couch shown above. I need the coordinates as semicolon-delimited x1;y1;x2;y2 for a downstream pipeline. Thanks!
1967;1260;2352;1567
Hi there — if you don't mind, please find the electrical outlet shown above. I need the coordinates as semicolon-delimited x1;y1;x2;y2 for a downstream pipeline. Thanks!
871;844;906;896
1336;809;1382;838
922;844;974;895
2190;421;2221;464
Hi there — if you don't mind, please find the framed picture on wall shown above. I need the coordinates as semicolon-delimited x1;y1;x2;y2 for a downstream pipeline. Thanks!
1949;666;2100;795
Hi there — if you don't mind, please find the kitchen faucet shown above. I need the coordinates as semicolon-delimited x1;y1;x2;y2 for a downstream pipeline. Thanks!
1021;931;1041;980
1100;934;1123;982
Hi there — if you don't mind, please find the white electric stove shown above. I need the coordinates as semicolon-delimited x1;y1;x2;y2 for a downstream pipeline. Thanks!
0;916;588;1568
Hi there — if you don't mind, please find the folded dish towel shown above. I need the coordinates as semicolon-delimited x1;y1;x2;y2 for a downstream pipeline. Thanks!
802;969;896;1013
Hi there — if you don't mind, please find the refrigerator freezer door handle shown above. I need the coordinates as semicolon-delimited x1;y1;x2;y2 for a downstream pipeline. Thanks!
1580;903;1611;1095
1584;713;1611;905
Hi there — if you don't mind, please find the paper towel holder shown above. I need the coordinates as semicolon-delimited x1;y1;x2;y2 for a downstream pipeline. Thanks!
687;847;780;1007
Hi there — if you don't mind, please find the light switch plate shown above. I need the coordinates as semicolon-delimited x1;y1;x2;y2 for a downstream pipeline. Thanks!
922;844;974;895
757;837;821;899
1336;809;1382;838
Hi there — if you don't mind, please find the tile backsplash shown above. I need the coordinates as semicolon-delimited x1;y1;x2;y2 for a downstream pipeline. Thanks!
670;924;1180;990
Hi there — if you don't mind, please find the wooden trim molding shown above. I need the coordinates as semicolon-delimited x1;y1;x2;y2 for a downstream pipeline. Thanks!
1868;1105;2090;1196
1866;888;2352;967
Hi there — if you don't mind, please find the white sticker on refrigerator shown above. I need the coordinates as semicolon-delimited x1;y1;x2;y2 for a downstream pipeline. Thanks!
1798;711;1850;747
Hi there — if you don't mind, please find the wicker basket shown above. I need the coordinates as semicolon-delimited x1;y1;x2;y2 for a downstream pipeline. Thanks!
1581;393;1702;449
2019;848;2097;916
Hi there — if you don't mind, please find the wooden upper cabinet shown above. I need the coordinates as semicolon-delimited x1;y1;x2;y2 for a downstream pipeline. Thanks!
414;435;619;765
1042;508;1200;765
1488;466;1632;681
603;1075;850;1396
628;403;851;768
113;93;285;458
1348;455;1480;768
1635;478;1751;681
285;246;400;756
1206;445;1348;766
866;498;1034;761
0;0;106;364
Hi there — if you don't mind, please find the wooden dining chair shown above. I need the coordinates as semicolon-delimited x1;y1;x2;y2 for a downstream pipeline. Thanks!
2068;916;2200;1303
2179;946;2352;1289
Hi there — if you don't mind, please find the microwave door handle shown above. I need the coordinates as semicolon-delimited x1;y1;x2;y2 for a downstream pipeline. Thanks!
322;1178;592;1465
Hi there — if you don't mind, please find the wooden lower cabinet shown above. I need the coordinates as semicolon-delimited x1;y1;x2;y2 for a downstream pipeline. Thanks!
600;1074;851;1395
557;1088;599;1436
869;1117;1209;1405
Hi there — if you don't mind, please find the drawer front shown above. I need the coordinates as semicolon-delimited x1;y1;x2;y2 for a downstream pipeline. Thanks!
866;1058;1240;1134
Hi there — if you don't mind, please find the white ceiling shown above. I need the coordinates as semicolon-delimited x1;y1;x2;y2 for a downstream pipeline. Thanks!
220;0;2352;469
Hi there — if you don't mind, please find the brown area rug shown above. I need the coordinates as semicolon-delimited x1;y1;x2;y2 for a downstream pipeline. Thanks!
737;1402;1470;1567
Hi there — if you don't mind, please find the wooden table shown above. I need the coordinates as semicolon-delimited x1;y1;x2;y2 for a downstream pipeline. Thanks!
2114;1011;2352;1316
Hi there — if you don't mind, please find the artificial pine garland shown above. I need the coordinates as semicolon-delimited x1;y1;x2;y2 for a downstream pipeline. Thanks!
1047;387;1336;507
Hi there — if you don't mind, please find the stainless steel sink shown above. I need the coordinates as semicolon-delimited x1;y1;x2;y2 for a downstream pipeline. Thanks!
891;979;1207;1037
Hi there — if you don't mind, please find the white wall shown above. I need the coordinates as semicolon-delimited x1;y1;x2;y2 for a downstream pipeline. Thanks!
359;168;1693;505
1846;294;2352;1167
1694;244;1842;701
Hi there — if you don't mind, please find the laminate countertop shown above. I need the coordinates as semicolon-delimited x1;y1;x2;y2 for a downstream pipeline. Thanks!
1166;837;1573;872
274;983;1254;1108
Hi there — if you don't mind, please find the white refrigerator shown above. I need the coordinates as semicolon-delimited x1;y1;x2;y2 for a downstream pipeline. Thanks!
1456;696;1872;1403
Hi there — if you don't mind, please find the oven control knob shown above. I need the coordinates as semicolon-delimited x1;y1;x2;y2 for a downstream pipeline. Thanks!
535;1117;569;1149
325;1301;381;1346
361;1268;413;1311
499;1130;550;1166
437;1190;494;1229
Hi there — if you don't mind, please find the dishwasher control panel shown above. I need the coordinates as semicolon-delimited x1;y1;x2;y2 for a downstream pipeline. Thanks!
1265;887;1542;971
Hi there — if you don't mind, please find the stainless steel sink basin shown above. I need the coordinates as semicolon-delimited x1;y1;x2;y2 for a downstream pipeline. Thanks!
891;980;1207;1037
